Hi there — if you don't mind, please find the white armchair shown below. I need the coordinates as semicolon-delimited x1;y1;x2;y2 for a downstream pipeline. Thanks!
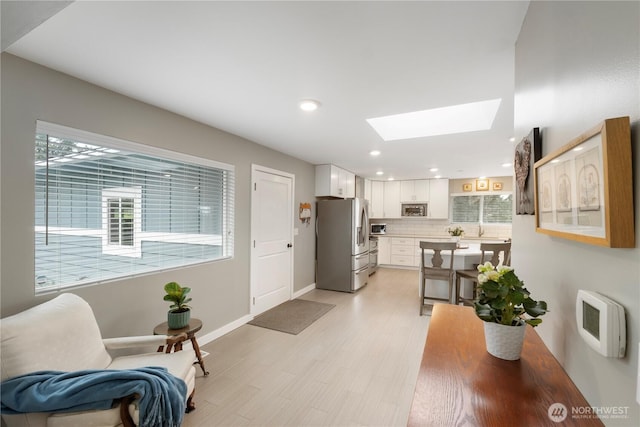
0;293;196;427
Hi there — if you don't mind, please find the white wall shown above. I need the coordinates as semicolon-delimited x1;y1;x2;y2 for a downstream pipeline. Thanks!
514;1;639;424
0;53;317;340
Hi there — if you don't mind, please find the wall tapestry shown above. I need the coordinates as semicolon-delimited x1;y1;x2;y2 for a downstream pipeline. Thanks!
514;127;541;215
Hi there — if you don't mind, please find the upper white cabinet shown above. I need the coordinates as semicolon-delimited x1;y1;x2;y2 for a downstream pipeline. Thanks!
370;180;384;218
400;180;430;202
428;179;449;218
315;164;355;198
383;181;401;218
358;177;449;219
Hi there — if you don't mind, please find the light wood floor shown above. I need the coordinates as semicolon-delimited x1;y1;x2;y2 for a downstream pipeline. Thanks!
183;267;430;427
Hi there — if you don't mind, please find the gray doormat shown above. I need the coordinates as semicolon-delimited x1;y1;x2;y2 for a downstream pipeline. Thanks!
248;299;335;335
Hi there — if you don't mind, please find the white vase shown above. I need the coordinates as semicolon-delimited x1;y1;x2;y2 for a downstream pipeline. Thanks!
483;321;526;360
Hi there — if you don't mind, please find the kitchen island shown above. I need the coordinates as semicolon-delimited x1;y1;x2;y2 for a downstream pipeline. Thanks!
376;234;506;268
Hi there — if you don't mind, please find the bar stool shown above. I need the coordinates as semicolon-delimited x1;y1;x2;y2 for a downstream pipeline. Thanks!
454;241;512;306
419;241;457;315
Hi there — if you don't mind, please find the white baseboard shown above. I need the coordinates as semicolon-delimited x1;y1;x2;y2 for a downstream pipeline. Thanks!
293;282;316;299
196;314;253;347
193;283;316;348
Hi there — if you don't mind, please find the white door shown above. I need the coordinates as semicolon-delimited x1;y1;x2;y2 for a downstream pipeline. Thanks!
250;165;294;315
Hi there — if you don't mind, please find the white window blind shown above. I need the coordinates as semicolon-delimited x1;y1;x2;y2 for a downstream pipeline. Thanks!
34;121;235;293
451;194;512;224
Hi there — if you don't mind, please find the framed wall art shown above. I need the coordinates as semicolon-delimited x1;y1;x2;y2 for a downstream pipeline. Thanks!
493;182;503;191
514;127;542;215
476;179;489;191
533;117;634;248
462;183;472;192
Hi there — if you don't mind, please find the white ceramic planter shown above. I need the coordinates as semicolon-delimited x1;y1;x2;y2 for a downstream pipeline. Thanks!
483;321;526;360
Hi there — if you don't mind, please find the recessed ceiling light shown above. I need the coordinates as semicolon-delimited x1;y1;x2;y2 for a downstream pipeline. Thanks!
366;98;502;141
370;150;381;156
429;168;439;172
509;137;516;142
502;162;512;168
387;177;395;181
573;147;584;152
376;171;384;176
299;99;320;111
434;175;442;179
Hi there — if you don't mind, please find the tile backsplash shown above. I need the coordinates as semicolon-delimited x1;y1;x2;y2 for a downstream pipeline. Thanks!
371;218;512;240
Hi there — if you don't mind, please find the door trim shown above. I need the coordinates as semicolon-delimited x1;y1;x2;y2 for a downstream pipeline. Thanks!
250;164;295;316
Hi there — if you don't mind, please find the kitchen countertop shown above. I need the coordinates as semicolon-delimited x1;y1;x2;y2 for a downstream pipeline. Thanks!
371;234;509;242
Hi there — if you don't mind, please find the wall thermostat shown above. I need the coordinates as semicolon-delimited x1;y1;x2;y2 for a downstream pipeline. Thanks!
576;290;626;358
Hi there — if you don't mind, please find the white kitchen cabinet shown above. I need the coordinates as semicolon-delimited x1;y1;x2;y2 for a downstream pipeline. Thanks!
391;237;418;267
344;171;355;198
315;164;355;198
383;181;401;218
400;180;430;202
370;181;384;218
428;179;450;218
377;236;391;265
364;179;372;204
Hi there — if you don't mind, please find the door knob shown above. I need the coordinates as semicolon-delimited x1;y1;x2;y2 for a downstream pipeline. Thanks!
287;243;293;248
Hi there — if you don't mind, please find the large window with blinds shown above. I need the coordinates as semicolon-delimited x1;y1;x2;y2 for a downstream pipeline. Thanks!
34;121;235;293
451;194;512;224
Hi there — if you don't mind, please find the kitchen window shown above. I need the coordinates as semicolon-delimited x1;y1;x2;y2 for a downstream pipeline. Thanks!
451;194;512;224
34;121;235;293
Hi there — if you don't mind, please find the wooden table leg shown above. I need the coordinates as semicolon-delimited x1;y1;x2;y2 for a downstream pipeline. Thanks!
190;337;209;376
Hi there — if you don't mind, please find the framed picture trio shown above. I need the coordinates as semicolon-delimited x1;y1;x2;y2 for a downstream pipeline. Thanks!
533;117;634;248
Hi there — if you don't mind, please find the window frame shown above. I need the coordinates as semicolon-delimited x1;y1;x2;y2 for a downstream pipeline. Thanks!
34;121;235;294
450;192;513;225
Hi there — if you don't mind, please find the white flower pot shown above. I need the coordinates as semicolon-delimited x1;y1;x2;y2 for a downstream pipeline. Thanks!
483;321;526;360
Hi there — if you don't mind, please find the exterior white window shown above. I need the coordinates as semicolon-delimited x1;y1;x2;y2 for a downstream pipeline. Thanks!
34;121;235;293
451;194;513;224
102;187;142;258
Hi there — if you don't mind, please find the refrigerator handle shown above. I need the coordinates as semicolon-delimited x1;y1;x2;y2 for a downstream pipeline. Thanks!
360;204;368;246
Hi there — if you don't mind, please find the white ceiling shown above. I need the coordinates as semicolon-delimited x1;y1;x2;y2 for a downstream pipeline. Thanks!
4;0;530;181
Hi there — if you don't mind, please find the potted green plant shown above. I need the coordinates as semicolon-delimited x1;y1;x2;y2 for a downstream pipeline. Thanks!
447;225;464;244
474;262;548;360
163;281;192;329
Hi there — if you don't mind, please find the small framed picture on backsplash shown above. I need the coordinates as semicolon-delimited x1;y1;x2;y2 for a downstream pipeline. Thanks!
462;183;472;192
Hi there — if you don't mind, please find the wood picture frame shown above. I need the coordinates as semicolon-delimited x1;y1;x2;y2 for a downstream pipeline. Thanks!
462;183;472;192
475;179;489;191
533;117;634;248
515;127;542;215
493;182;503;191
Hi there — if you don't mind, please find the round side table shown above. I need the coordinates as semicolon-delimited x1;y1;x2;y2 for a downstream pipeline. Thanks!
154;318;209;376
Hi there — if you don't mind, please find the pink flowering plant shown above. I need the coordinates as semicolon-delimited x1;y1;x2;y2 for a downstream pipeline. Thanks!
474;262;548;327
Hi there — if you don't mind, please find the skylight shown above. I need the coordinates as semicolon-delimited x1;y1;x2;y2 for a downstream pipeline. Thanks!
366;98;502;141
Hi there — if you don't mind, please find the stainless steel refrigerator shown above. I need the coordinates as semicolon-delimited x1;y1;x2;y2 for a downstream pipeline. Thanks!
316;198;370;292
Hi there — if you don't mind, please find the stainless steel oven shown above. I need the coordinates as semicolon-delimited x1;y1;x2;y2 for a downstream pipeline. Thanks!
369;236;379;275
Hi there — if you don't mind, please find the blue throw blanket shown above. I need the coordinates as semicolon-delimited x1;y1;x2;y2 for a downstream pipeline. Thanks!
1;367;186;427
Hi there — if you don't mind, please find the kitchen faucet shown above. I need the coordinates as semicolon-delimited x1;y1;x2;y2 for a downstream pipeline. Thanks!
478;225;484;237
